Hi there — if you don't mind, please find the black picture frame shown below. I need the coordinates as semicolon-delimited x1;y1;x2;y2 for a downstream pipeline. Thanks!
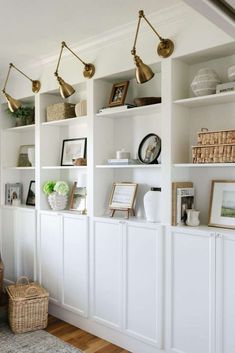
138;133;161;164
61;138;87;166
26;181;36;206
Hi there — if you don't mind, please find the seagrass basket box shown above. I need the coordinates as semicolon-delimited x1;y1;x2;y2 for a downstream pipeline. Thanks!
6;276;49;334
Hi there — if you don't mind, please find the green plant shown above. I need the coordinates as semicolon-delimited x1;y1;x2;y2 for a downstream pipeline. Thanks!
6;105;34;119
43;180;69;195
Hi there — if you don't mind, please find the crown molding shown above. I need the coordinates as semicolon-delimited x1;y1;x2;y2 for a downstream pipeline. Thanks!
30;2;195;69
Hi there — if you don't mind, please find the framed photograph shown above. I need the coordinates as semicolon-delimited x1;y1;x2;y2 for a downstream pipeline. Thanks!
108;81;129;107
61;138;87;166
70;182;87;213
109;182;138;210
5;183;23;205
209;180;235;229
26;181;35;206
18;145;35;167
138;133;161;164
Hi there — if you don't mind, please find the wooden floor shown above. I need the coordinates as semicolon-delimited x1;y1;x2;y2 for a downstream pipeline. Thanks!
46;316;131;353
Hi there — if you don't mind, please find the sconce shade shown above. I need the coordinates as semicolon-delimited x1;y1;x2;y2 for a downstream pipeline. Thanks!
57;76;75;99
134;55;154;84
4;92;22;112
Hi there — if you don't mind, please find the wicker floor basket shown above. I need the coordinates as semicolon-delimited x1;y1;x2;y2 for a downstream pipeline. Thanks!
6;276;49;334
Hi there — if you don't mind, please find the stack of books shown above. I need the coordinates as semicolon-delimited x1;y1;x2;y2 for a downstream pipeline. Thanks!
107;159;140;165
98;104;135;114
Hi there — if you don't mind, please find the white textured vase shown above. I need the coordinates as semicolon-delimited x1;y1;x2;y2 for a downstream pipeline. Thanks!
144;187;161;222
191;68;221;96
48;192;67;211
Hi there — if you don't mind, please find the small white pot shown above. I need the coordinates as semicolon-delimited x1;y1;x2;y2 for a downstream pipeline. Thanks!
48;192;67;211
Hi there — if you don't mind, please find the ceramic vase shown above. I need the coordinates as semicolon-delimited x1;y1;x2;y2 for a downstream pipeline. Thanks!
191;68;221;96
48;192;67;211
144;187;161;222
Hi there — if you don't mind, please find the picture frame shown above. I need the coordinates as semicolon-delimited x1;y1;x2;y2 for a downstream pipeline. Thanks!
26;180;36;206
69;182;87;213
61;138;87;166
109;182;138;212
172;182;194;226
138;133;161;164
5;183;23;206
18;145;35;167
108;81;129;107
209;180;235;229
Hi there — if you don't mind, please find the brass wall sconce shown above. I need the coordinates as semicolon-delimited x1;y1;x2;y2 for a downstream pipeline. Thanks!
132;10;174;84
2;63;41;112
54;41;95;99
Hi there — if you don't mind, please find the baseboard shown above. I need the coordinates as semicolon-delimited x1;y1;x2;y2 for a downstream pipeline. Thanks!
49;303;167;353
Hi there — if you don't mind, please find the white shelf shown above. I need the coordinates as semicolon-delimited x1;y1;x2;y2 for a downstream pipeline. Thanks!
174;91;235;108
1;204;35;211
4;166;35;170
173;163;235;168
3;124;35;133
96;103;161;118
96;164;161;169
41;116;87;127
42;166;87;170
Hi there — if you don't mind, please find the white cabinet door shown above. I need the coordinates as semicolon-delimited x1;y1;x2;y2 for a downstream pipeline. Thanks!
91;218;123;329
39;212;62;304
1;208;16;283
15;209;36;280
62;215;88;317
216;233;235;353
166;228;216;353
124;222;163;348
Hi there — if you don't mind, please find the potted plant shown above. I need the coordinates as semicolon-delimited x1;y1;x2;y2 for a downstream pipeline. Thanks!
6;105;35;127
43;180;69;211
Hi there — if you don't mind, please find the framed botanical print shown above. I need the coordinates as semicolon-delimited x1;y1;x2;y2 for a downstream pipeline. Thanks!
209;180;235;229
61;138;87;166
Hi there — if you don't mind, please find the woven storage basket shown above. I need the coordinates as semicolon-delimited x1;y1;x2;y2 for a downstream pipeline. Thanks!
0;254;4;300
46;103;75;122
192;144;235;163
197;128;235;146
6;276;49;334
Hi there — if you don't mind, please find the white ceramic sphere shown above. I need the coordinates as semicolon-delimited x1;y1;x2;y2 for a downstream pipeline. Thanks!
191;68;221;96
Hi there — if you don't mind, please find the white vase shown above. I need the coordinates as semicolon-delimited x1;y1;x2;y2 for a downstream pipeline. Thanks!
186;209;200;226
191;68;221;96
144;187;161;222
48;192;67;211
28;147;35;167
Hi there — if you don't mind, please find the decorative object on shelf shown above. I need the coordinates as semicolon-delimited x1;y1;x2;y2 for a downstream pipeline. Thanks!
138;133;161;164
61;138;87;166
107;158;140;165
46;102;75;122
116;149;131;159
2;63;41;112
176;187;195;226
5;183;23;206
109;182;138;219
18;145;35;167
98;104;135;114
72;158;87;166
131;10;174;84
75;100;87;117
109;81;129;107
191;68;221;96
134;97;161;106
0;253;4;301
43;180;69;211
26;181;35;206
216;81;235;93
54;41;95;99
192;128;235;163
186;209;200;226
6;276;49;334
69;182;87;213
144;187;161;222
172;182;193;226
209;180;235;229
228;65;235;82
6;105;35;127
28;147;35;167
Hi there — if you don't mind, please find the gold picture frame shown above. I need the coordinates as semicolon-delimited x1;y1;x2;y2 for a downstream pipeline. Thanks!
209;180;235;229
108;81;129;107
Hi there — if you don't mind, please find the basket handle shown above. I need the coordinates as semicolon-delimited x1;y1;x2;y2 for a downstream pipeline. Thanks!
16;276;30;285
25;286;40;298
